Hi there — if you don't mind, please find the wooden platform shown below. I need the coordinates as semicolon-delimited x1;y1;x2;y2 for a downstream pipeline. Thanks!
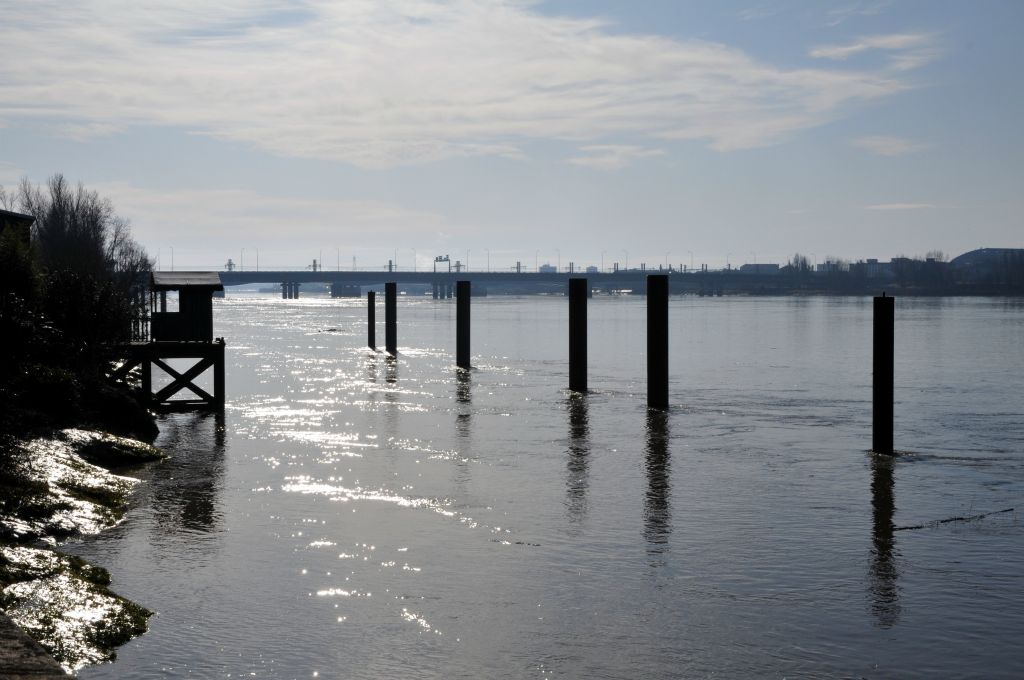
112;340;225;410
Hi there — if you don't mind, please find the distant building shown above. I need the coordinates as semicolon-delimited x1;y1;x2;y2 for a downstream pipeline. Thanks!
538;264;557;273
950;248;1024;282
855;258;895;278
585;266;599;274
738;263;779;275
815;260;850;274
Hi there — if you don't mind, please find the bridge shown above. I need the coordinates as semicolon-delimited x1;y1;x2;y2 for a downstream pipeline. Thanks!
216;269;795;297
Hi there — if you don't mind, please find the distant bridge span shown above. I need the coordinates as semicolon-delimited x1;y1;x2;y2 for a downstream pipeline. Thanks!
216;269;787;294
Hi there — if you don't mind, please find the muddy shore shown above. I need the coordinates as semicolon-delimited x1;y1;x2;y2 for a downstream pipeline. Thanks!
1;429;164;674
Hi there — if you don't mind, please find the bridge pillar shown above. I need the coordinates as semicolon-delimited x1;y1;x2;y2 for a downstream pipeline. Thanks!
281;283;288;299
432;282;439;300
331;283;360;298
293;282;300;299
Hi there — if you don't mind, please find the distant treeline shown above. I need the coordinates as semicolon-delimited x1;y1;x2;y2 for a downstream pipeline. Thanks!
0;175;154;438
774;251;1024;294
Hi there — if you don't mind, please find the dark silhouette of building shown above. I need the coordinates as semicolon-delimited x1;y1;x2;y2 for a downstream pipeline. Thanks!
0;208;34;247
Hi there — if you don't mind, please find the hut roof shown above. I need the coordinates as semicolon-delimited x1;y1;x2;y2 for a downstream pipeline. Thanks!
151;271;224;291
0;208;36;225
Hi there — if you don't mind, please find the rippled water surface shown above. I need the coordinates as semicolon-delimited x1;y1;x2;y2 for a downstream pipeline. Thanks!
71;293;1024;678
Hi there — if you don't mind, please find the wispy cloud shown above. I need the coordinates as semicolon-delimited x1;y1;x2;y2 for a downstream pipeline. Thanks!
810;32;940;72
568;145;665;170
736;4;787;22
824;1;893;27
864;203;935;210
852;135;929;156
1;2;934;167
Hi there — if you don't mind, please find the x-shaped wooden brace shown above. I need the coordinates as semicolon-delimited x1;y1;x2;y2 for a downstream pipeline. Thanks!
152;357;216;403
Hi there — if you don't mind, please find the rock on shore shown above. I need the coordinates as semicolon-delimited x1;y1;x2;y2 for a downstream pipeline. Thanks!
0;429;162;672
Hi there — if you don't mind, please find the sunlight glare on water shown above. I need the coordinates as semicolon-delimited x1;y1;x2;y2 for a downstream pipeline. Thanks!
71;293;1024;679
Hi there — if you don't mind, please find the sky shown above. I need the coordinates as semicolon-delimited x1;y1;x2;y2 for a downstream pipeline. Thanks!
1;0;1022;271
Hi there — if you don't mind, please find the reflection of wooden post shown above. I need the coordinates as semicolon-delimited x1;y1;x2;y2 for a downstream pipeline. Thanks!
569;278;587;392
873;294;895;454
647;275;669;409
367;291;376;350
456;281;471;369
385;282;397;355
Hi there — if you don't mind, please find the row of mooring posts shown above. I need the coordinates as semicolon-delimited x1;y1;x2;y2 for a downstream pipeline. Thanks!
280;282;301;299
362;276;898;452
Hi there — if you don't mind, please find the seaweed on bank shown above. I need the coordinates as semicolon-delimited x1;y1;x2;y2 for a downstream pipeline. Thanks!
0;429;163;671
0;545;152;673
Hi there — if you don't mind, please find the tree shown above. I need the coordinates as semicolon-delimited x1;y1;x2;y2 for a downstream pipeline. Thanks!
786;253;812;275
12;175;153;354
1;175;152;384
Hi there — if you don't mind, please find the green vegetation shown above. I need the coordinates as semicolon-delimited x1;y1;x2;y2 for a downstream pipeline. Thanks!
0;175;155;443
0;177;159;669
1;545;152;671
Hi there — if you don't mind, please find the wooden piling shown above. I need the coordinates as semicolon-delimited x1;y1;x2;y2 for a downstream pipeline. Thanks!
873;293;894;454
385;282;397;355
647;274;669;408
213;339;225;408
569;278;587;392
456;280;471;368
367;291;376;349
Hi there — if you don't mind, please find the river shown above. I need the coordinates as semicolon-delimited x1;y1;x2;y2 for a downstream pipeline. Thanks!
69;293;1024;678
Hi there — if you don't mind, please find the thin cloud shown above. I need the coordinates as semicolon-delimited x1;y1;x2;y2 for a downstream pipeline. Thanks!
568;145;665;170
864;203;935;210
1;2;934;168
852;135;929;156
824;1;892;27
810;33;939;71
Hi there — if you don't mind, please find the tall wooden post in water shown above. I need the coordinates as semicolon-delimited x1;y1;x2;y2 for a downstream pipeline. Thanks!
456;280;471;368
569;278;587;392
367;291;376;350
873;293;895;454
647;275;669;409
385;282;397;355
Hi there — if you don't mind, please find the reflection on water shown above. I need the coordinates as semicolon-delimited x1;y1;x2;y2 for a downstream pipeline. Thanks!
644;409;671;559
868;454;901;628
384;355;398;385
72;294;1024;679
152;411;226;535
565;394;590;525
455;369;472;440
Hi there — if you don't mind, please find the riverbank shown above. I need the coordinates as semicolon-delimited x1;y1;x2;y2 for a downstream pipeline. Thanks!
0;429;164;674
0;611;68;679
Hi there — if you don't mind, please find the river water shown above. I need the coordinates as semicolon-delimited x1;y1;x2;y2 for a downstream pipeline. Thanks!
70;293;1024;679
